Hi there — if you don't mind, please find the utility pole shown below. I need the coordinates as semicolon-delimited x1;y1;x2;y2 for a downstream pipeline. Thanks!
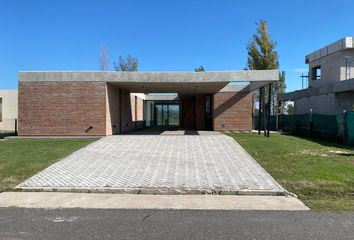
300;74;309;89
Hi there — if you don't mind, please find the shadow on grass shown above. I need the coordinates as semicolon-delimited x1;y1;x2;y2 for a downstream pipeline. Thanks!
337;153;354;156
289;135;354;151
276;133;354;150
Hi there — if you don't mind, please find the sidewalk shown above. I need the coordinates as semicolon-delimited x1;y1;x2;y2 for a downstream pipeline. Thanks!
0;192;309;210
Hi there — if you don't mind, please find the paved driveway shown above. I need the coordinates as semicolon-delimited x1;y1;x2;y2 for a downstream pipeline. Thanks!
18;132;285;195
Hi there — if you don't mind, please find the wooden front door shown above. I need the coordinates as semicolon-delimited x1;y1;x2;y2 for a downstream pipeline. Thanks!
181;98;195;129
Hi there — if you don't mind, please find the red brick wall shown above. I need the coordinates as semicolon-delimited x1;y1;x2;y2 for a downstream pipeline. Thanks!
18;81;252;135
213;91;252;131
18;81;107;136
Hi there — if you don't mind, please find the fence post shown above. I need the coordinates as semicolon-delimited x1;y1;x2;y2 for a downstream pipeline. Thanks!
258;87;263;135
343;110;347;145
266;83;272;137
309;109;313;137
276;100;281;131
263;88;267;137
15;118;18;136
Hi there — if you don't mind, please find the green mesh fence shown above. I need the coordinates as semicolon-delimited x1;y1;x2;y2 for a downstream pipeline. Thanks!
281;115;295;132
336;113;345;138
292;114;310;136
345;112;354;145
311;113;339;140
253;116;278;131
252;111;354;145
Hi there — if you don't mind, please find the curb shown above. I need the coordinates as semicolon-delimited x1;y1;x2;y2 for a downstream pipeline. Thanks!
14;186;289;196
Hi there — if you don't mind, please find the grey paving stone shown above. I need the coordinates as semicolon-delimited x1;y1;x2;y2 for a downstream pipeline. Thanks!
18;134;285;195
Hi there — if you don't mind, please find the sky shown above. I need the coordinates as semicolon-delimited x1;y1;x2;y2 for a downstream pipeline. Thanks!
0;0;353;91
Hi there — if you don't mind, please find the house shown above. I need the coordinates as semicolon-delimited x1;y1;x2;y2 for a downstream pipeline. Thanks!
0;90;18;131
281;37;354;114
17;70;278;136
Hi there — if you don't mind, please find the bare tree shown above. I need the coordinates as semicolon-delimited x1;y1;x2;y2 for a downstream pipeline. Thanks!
114;55;138;71
98;47;110;71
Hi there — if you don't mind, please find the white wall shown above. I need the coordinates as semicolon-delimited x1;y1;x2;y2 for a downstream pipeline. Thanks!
0;90;18;131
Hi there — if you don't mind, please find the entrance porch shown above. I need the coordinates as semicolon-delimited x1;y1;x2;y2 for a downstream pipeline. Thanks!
144;94;213;130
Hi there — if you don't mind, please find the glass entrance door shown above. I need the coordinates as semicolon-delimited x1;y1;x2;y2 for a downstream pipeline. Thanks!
154;103;180;127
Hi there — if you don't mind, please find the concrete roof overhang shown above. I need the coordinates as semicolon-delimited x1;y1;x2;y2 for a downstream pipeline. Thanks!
19;70;279;95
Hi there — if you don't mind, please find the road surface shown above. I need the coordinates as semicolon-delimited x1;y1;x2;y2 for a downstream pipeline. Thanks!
0;208;353;239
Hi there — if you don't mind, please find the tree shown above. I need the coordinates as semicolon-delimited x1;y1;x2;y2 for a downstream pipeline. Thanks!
246;20;285;115
286;103;295;115
247;20;278;70
194;66;205;72
98;47;110;71
113;55;138;71
272;71;286;114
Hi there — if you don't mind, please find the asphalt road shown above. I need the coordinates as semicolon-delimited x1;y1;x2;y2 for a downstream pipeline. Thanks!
0;208;353;240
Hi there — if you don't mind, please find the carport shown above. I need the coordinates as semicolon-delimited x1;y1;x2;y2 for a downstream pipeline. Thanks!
105;70;278;133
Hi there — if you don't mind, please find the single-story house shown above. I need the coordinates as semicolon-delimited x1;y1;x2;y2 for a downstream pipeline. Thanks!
17;70;278;136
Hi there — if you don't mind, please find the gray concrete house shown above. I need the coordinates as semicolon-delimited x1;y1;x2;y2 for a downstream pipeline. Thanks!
281;37;354;114
0;90;18;131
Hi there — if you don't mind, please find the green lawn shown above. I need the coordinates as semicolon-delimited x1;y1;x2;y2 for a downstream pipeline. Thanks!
227;132;354;211
0;139;97;192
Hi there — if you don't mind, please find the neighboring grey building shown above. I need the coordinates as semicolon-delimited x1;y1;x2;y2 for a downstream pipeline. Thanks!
281;37;354;114
0;90;18;131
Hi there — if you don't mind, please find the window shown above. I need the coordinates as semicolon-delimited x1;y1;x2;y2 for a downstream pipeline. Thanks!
312;66;321;80
0;98;2;122
205;95;211;113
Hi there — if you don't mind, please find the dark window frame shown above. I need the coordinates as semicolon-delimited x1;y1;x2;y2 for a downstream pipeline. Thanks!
312;66;321;80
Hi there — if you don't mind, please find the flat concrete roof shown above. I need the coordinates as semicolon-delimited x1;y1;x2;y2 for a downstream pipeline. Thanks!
19;70;279;83
305;37;354;63
19;70;279;95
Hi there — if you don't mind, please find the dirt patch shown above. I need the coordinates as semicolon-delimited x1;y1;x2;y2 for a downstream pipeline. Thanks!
1;176;19;184
298;149;328;157
328;150;353;155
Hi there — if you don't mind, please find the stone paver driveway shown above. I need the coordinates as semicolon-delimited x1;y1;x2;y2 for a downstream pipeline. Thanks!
18;132;285;195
